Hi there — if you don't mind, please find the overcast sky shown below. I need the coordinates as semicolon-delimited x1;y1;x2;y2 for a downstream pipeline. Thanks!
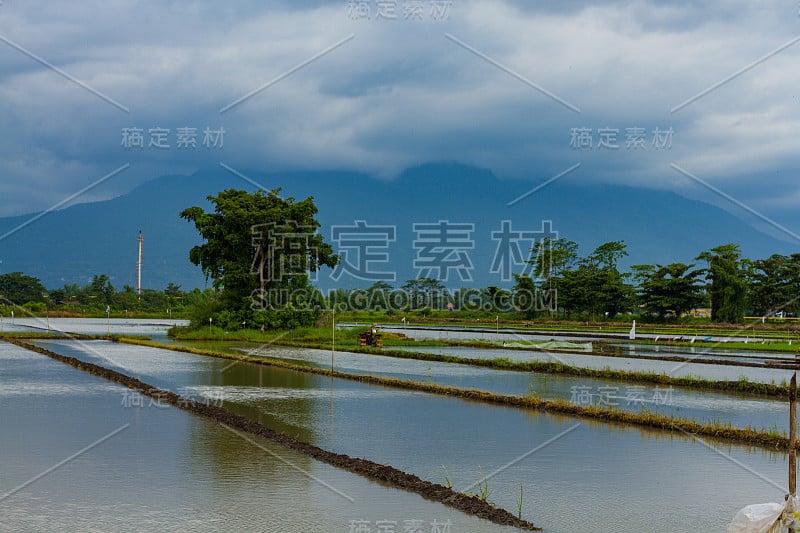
1;0;799;236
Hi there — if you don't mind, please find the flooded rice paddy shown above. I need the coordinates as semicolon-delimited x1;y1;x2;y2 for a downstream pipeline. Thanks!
16;334;796;532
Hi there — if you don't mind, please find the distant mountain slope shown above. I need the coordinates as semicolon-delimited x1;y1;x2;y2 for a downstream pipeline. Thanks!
0;163;793;290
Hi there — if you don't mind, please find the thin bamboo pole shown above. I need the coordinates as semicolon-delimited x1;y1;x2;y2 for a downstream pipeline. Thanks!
790;373;796;496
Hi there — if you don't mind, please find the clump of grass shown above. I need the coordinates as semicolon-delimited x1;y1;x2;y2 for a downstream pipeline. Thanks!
432;465;452;489
525;383;539;401
477;466;490;501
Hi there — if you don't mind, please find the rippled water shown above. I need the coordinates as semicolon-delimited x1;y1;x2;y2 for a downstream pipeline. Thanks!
1;341;507;532
29;338;797;532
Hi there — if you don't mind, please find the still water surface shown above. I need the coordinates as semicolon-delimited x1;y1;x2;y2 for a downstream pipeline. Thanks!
392;344;796;384
225;343;790;431
28;338;796;532
1;341;503;532
0;317;186;337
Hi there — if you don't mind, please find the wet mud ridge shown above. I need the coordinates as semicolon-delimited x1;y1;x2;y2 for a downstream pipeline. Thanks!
6;339;540;531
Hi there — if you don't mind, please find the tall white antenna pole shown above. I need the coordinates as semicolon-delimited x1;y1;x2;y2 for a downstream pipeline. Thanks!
137;230;143;296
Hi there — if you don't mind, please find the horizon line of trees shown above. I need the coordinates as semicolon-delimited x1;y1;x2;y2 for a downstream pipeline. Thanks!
315;241;799;325
0;272;197;315
511;238;794;324
175;187;798;330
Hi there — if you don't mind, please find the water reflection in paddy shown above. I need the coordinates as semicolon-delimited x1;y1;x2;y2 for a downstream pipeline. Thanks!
1;341;503;532
212;343;786;432
392;344;796;384
31;339;796;533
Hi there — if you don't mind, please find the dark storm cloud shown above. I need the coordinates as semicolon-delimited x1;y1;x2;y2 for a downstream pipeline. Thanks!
0;0;797;229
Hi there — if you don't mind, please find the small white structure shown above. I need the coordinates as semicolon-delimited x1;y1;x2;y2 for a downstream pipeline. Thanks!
729;373;799;532
727;497;798;532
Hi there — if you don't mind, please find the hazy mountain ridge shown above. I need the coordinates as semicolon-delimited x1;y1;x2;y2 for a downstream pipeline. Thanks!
0;163;793;290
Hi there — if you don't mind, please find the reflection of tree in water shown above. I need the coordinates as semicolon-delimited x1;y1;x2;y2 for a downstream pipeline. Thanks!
184;416;321;520
187;360;322;481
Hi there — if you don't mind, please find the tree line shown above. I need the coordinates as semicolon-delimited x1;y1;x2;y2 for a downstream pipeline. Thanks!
322;241;791;325
514;238;794;323
0;272;197;316
178;188;798;329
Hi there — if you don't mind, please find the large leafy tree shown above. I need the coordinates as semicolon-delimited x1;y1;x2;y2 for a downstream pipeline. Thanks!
0;272;47;305
631;263;705;320
181;188;338;329
532;238;579;286
530;237;578;315
402;278;445;309
88;274;115;305
586;241;634;319
749;254;800;316
365;281;393;311
512;274;539;318
482;285;512;313
559;241;634;319
696;243;748;323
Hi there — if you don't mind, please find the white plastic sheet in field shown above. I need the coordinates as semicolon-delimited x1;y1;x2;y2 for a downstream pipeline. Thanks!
727;497;799;533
